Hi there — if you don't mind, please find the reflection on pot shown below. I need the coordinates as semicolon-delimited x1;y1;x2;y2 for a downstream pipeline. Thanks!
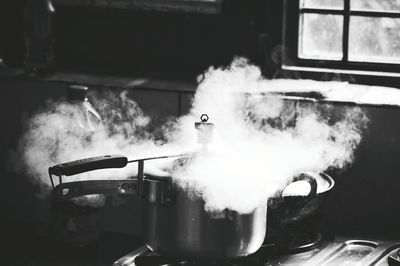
47;195;105;247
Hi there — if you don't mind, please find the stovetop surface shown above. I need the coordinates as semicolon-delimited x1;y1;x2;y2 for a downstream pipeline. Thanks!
113;236;400;266
266;238;400;266
3;221;400;266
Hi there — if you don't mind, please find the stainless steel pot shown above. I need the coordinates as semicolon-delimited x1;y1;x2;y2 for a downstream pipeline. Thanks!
267;172;328;225
265;172;334;250
48;154;318;259
141;175;267;259
47;197;103;247
49;155;267;259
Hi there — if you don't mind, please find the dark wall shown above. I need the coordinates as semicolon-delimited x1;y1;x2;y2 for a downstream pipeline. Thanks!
313;103;400;239
0;0;26;66
0;80;67;226
1;0;269;79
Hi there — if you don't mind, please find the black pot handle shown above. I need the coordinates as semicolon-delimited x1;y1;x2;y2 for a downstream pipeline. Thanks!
52;179;138;201
49;155;128;176
278;173;318;200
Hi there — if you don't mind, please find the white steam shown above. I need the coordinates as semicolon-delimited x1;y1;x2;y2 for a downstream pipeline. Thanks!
15;58;367;212
15;90;183;206
170;58;367;213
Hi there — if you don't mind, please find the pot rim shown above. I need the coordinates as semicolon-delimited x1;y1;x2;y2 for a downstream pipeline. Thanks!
282;172;335;197
317;172;335;194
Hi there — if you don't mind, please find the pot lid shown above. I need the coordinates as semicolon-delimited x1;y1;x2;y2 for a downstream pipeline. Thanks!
282;173;333;197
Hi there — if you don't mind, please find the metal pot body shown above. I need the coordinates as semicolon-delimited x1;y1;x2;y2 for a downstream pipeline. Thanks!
142;183;267;259
48;197;103;247
49;153;268;260
268;173;334;224
264;173;334;249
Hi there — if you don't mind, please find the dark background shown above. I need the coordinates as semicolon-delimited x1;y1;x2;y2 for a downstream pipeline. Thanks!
1;0;276;78
1;1;400;264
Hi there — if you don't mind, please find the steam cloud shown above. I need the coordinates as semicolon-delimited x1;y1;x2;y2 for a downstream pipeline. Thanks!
14;90;182;206
15;58;368;212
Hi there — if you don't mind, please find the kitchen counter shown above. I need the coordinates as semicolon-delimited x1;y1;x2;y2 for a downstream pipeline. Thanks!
0;68;197;93
0;67;196;120
4;67;400;108
253;79;400;108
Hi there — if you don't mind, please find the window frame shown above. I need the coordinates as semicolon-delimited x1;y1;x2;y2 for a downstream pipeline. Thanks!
282;0;400;75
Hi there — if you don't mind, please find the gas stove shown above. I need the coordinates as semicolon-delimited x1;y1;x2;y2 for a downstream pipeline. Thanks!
266;237;400;266
113;234;400;266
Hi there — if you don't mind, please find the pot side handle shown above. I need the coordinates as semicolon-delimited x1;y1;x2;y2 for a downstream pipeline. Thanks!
52;179;138;201
49;155;128;176
280;173;318;200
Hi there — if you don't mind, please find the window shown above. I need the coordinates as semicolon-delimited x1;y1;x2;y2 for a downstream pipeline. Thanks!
283;0;400;74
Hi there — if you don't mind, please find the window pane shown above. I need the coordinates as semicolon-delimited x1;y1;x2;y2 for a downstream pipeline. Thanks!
300;0;344;9
299;14;343;60
351;0;400;11
349;16;400;63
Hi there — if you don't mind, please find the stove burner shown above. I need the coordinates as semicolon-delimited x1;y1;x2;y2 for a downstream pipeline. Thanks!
115;237;400;266
388;248;400;266
113;244;277;266
286;232;324;254
115;231;327;266
136;259;236;266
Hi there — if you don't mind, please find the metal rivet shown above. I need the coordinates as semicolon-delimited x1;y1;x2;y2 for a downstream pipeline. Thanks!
62;188;70;195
